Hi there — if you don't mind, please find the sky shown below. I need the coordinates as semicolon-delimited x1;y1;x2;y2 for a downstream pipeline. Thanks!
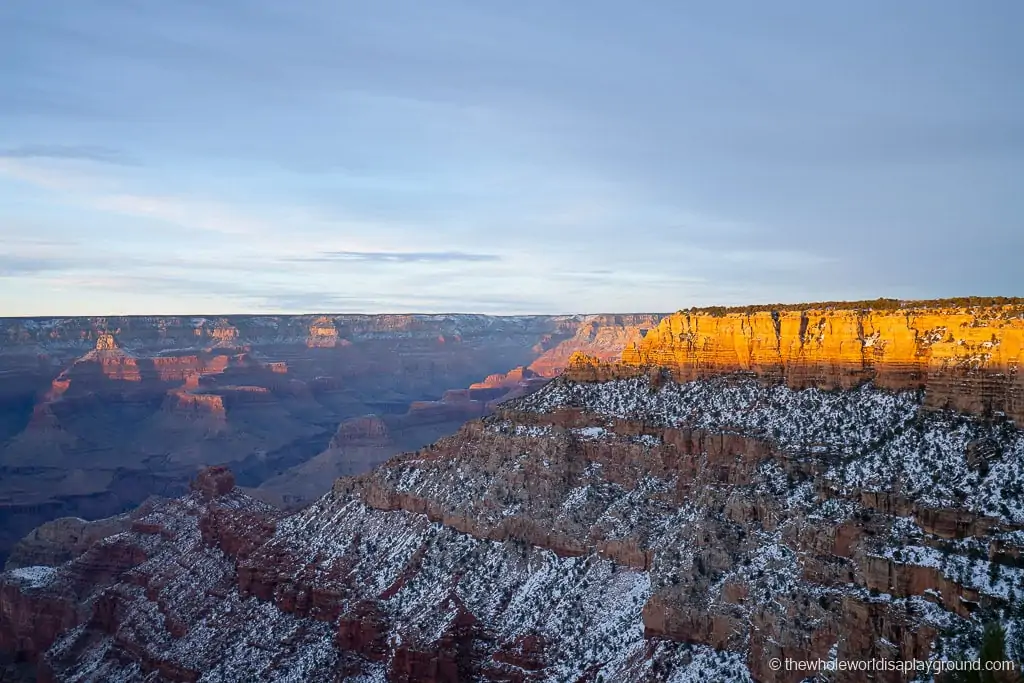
1;1;1022;316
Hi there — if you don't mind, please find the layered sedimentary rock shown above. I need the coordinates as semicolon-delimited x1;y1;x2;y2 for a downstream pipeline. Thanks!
527;314;664;377
7;300;1022;681
470;365;539;391
2;313;653;563
330;414;392;447
207;323;240;347
248;316;663;507
150;355;206;382
306;316;340;348
254;396;490;508
75;333;142;382
567;302;1024;424
5;297;1024;680
4;498;164;571
255;364;562;508
163;387;228;424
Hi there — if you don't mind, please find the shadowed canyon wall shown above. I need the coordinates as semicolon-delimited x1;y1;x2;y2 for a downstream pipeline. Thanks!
3;299;1024;681
0;313;663;564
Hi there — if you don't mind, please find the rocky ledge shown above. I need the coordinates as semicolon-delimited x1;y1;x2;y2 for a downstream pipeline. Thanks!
0;369;1022;680
3;300;1024;682
568;301;1024;424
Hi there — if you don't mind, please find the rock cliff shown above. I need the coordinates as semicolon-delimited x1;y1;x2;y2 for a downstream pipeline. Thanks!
1;313;652;564
306;316;340;348
4;299;1024;681
528;314;664;377
76;333;143;381
568;302;1024;424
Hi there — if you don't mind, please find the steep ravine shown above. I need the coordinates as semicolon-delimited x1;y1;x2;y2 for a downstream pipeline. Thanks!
0;313;663;564
1;301;1023;682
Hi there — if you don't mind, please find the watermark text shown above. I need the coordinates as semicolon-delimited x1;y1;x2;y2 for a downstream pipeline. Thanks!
767;657;1017;675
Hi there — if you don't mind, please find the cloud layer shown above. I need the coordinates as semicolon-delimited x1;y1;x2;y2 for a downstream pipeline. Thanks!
1;1;1021;315
291;251;502;264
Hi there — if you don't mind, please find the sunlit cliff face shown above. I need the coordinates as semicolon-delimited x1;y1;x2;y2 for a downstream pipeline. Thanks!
79;332;142;382
568;304;1024;424
307;317;339;348
6;301;1024;681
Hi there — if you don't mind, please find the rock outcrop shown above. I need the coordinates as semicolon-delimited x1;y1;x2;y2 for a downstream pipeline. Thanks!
527;314;664;377
190;465;236;499
76;333;142;381
330;414;392;447
3;498;162;571
306;316;340;348
1;313;648;563
6;300;1023;681
567;302;1024;424
4;299;1024;681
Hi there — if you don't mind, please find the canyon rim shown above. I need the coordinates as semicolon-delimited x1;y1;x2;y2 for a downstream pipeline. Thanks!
2;298;1024;681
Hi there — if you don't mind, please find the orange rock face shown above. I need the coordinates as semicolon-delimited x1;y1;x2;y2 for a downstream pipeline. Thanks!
94;333;118;352
527;314;664;378
469;366;538;390
209;324;239;344
151;355;205;381
164;388;227;422
307;317;339;348
567;304;1024;423
82;334;143;381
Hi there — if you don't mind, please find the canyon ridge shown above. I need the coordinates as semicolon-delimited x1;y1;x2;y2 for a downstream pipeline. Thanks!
1;298;1024;681
0;313;663;566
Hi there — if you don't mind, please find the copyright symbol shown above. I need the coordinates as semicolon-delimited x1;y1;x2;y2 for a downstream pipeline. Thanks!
769;658;782;671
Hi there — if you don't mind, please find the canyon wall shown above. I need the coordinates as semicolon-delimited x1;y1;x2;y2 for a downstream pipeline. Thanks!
527;313;663;377
0;313;662;563
6;363;1024;681
567;303;1024;423
4;300;1024;681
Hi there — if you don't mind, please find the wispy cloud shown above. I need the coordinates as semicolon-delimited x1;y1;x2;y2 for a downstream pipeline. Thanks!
289;250;501;264
0;158;425;245
2;1;1020;315
89;193;269;236
0;254;75;277
0;158;296;238
0;158;107;191
34;271;549;314
0;144;139;166
255;290;547;314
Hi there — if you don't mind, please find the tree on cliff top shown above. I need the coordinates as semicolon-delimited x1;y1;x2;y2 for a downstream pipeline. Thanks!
678;296;1024;316
945;621;1021;683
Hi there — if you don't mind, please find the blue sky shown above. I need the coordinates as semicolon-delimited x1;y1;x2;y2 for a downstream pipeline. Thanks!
1;1;1021;315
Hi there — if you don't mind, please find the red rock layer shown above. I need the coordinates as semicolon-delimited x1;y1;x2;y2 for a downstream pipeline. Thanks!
565;304;1024;423
527;314;664;378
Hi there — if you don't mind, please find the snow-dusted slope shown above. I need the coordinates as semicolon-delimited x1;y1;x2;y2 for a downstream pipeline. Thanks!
3;373;1024;682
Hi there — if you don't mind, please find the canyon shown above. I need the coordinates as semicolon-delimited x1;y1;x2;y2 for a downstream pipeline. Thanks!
0;314;664;565
2;299;1024;681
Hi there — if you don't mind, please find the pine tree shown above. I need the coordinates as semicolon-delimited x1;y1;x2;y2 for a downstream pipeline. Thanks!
947;621;1022;683
980;622;1009;682
991;561;1003;587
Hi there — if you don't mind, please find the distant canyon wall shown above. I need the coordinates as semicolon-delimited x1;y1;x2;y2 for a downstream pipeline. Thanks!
0;312;666;563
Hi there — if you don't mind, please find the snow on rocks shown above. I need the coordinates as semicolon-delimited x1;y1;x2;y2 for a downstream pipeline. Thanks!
7;565;57;588
10;370;1024;682
514;375;1024;524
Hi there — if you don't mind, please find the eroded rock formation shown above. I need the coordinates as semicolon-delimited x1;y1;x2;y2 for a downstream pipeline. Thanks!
568;303;1024;423
307;316;340;348
2;313;649;563
527;314;663;378
3;300;1024;681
